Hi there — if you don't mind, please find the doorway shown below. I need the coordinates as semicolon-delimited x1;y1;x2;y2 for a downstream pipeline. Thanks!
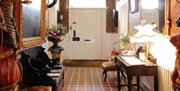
63;8;105;60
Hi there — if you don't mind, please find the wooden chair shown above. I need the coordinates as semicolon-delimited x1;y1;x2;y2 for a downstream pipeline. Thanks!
102;61;117;81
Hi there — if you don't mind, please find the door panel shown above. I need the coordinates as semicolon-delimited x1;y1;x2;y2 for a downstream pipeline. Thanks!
68;8;104;59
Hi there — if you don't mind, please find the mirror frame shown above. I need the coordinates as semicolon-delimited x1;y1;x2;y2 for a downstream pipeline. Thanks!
46;0;57;8
20;0;46;48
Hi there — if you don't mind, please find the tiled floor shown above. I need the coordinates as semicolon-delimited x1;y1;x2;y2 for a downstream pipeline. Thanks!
60;67;131;91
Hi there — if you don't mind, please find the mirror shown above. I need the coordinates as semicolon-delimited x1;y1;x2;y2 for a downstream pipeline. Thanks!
21;0;46;48
140;0;165;33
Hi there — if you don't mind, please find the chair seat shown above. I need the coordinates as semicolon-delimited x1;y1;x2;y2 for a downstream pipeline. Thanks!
102;62;117;71
101;61;117;81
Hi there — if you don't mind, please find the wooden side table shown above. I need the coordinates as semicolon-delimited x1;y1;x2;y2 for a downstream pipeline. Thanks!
115;55;158;91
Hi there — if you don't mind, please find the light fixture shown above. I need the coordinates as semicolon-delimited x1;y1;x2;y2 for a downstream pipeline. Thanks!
131;20;161;61
21;0;32;4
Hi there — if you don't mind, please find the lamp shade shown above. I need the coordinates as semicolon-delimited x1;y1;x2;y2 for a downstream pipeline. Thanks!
131;23;161;43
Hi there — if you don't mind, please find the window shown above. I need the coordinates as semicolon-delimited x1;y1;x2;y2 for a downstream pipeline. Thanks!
69;0;106;8
142;0;159;9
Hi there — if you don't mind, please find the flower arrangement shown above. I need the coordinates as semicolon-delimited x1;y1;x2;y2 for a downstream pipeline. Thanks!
113;32;135;56
47;24;66;43
47;24;66;62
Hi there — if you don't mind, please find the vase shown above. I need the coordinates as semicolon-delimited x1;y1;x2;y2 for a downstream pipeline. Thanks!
48;36;64;64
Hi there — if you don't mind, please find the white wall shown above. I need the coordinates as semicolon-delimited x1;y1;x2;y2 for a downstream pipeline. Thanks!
101;9;120;60
150;36;176;71
47;0;59;28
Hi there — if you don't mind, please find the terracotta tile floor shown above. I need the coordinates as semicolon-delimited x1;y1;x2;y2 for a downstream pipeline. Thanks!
60;67;132;91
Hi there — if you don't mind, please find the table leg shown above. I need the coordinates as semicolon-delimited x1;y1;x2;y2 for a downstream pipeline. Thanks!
117;67;121;91
137;76;140;91
128;76;132;91
154;75;158;91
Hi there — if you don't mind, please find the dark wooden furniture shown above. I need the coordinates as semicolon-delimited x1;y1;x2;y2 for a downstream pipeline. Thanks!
102;61;117;81
19;46;64;91
115;55;158;91
48;64;64;89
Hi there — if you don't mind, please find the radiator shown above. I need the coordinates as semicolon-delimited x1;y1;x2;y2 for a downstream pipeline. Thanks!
158;66;173;91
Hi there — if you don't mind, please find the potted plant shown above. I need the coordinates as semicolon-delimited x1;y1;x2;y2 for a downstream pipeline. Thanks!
114;32;135;56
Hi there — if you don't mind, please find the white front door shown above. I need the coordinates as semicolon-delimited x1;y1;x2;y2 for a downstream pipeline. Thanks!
65;8;105;60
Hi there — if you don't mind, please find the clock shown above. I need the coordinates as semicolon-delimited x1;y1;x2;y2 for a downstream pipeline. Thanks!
46;0;57;8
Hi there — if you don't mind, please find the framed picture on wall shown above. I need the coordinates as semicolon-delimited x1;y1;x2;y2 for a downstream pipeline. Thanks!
130;0;139;14
22;0;46;48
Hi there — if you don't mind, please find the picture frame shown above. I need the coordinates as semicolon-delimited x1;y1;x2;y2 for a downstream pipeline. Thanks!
130;0;139;14
21;0;46;48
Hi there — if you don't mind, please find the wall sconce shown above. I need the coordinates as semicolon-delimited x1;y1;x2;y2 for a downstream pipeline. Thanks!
21;0;32;4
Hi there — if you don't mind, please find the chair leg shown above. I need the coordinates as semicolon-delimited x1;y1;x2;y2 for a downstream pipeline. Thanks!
102;70;107;81
102;70;105;76
104;72;107;81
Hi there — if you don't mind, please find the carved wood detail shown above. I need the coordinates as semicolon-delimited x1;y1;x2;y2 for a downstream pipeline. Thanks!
0;0;21;59
169;0;180;35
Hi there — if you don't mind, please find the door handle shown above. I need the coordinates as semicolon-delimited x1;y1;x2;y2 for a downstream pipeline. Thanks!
84;39;91;41
73;30;76;37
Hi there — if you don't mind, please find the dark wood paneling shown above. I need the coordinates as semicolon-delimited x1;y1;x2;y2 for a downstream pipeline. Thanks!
60;0;69;32
106;0;118;33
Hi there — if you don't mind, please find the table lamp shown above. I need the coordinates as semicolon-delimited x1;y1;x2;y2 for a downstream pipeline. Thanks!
131;20;160;61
